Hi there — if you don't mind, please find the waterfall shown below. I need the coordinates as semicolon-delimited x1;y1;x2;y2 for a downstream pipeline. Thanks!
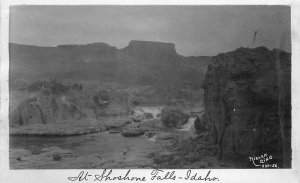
149;134;158;142
144;131;157;142
179;116;197;132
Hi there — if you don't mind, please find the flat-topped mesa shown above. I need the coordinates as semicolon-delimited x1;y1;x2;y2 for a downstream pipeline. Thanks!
126;40;177;56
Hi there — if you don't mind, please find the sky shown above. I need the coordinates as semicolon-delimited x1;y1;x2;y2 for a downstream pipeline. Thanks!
9;5;291;56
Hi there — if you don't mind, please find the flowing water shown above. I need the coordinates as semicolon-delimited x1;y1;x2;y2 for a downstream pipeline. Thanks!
178;116;198;139
10;106;201;169
180;116;197;131
132;106;163;118
10;132;159;168
10;106;165;169
148;134;158;142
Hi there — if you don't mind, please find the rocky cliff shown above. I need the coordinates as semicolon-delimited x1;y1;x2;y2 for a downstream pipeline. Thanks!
9;40;211;88
203;47;291;167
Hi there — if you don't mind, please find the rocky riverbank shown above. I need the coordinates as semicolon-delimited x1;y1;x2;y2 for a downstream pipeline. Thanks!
9;116;131;136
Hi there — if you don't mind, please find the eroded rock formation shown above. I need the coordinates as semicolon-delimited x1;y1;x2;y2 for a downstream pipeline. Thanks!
10;80;131;126
203;47;291;167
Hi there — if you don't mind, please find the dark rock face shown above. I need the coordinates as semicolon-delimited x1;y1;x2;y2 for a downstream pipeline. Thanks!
203;47;291;167
194;115;209;133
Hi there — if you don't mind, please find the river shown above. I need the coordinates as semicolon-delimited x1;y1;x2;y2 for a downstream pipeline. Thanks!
9;106;199;169
10;131;162;168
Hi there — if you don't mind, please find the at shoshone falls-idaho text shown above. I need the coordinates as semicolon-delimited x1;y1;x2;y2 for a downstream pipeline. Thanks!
68;169;220;181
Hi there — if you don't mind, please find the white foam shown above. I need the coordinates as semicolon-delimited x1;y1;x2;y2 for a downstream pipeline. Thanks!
179;116;197;132
149;134;158;142
133;106;163;118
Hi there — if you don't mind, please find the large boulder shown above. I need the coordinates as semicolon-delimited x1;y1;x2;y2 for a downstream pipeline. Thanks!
160;107;188;127
203;47;291;167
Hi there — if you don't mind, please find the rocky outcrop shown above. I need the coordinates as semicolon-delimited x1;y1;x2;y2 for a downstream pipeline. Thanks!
203;47;291;167
10;80;132;127
10;95;85;126
10;81;84;126
121;130;145;137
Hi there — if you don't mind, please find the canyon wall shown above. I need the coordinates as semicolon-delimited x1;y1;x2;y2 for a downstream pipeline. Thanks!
9;40;211;87
203;47;291;167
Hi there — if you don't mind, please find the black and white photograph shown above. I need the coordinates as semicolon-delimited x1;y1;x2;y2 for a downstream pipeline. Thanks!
1;1;300;182
6;4;293;169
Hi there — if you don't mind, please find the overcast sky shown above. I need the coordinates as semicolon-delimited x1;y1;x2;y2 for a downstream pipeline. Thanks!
10;5;290;56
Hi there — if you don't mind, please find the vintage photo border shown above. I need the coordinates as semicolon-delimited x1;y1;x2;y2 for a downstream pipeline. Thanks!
1;0;300;182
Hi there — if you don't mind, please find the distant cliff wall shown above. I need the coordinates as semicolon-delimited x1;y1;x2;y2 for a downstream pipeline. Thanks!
203;47;291;167
9;41;211;87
